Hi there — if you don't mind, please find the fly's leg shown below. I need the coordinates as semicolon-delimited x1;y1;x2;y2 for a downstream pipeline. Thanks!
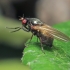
28;33;34;43
39;37;45;54
39;37;43;50
22;26;30;32
10;28;21;33
46;37;54;47
6;27;20;29
6;26;30;32
26;33;33;46
37;37;38;42
36;30;45;53
6;27;21;33
36;30;40;42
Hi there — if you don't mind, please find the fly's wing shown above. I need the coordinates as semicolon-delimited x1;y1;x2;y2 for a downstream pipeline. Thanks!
38;24;70;42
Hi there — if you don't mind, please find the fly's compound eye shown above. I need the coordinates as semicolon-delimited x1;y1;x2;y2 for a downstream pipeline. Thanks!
22;19;27;24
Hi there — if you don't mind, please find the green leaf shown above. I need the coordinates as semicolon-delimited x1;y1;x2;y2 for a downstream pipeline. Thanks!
22;21;70;70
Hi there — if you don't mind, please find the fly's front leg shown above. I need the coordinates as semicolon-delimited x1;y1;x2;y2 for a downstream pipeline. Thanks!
6;27;20;29
22;26;30;32
6;27;21;33
10;28;21;33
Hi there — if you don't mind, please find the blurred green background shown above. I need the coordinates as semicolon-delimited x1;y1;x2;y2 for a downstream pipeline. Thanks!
0;16;31;70
0;0;70;70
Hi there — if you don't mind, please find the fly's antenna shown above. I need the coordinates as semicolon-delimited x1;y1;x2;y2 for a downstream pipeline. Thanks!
18;14;24;18
18;16;22;20
23;14;24;18
18;16;21;18
18;14;25;20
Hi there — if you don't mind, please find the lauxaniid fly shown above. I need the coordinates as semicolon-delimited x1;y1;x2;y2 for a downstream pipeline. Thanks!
6;16;70;52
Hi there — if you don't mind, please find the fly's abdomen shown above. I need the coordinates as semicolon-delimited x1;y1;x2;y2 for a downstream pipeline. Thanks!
41;35;54;47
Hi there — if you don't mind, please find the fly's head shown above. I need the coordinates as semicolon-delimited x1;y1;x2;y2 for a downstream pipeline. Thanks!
19;17;27;26
6;16;30;33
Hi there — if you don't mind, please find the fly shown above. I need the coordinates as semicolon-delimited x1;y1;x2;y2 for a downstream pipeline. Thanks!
6;16;70;52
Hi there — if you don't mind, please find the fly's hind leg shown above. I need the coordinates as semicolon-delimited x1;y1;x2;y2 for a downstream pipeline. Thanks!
36;30;45;53
46;37;54;48
39;37;45;54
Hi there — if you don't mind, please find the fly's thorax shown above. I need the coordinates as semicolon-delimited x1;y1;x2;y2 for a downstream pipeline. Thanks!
26;18;43;25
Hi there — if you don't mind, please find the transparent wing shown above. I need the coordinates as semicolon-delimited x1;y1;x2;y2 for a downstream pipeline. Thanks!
38;24;70;42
